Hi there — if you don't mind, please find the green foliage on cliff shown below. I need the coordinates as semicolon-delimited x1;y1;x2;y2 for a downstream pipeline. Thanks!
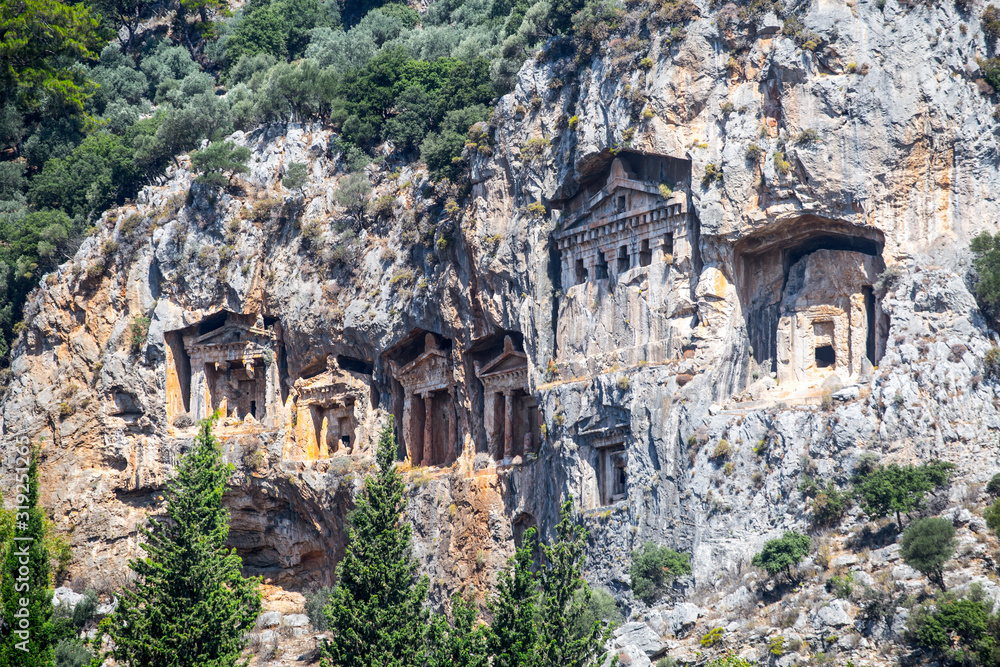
851;457;954;528
629;542;691;603
900;517;955;590
752;531;810;579
104;416;262;667
321;424;430;667
909;584;1000;666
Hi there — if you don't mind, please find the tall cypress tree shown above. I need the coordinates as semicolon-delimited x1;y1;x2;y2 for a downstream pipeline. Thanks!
322;423;429;667
488;528;540;667
106;417;262;667
537;498;613;667
0;447;54;666
426;591;489;667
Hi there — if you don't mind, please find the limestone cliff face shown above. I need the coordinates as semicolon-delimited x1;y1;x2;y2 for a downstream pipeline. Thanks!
7;0;1000;663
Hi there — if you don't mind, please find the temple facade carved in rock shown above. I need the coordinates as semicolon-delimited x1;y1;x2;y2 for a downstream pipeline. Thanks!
551;151;697;371
165;311;284;429
389;333;459;467
475;336;539;463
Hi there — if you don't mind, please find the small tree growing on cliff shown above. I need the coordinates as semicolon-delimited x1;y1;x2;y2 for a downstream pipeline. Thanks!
321;424;429;667
901;517;955;590
752;531;811;581
191;140;251;188
105;415;262;667
0;445;54;667
852;458;954;529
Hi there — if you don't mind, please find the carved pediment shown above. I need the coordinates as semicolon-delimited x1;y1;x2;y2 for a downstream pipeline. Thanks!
476;336;528;378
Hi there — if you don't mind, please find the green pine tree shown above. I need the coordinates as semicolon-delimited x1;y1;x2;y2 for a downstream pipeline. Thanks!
488;529;540;667
426;591;489;667
0;446;55;666
105;416;262;667
537;498;613;667
322;423;430;667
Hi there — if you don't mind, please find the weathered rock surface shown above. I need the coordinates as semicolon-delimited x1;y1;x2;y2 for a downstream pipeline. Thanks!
8;0;1000;664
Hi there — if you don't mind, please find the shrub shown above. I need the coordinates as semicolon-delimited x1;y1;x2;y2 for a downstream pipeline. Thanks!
720;101;735;115
751;531;810;579
795;128;819;144
774;151;791;175
970;232;1000;325
745;143;763;162
709;439;733;462
129;316;150;354
987;473;1000;497
334;172;371;217
984;498;1000;536
799;477;851;527
909;585;997;665
658;183;673;198
901;517;955;589
72;589;98;627
521;137;551;163
701;163;721;186
984;5;1000;42
283;162;308;191
768;636;785;656
304;586;332;630
656;658;677;667
984;347;1000;379
367;194;395;219
573;586;623;634
826;573;853;599
191;141;252;188
629;542;691;603
55;638;93;667
700;627;724;647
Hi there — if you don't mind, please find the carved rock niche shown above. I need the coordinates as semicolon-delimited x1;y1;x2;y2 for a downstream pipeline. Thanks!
475;336;539;464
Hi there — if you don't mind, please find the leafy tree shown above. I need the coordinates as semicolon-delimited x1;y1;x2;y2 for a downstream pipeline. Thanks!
0;0;103;117
537;498;614;667
985;498;1000;537
572;587;622;635
852;458;955;528
488;527;541;667
751;531;810;580
426;591;489;667
971;231;1000;325
321;424;430;667
799;476;851;527
283;162;308;191
334;171;371;217
105;416;263;667
0;446;55;666
420;104;489;180
909;585;998;666
629;542;691;604
901;517;955;590
54;638;93;667
191;140;251;187
988;473;1000;497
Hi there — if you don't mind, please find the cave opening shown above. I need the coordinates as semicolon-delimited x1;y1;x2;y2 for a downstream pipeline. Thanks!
735;217;886;383
814;345;835;369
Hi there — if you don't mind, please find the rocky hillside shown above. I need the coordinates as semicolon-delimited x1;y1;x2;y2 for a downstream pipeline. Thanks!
8;0;1000;664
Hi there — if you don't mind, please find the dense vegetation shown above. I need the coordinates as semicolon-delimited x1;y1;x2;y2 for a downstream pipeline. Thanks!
102;416;262;666
322;424;615;666
0;0;641;369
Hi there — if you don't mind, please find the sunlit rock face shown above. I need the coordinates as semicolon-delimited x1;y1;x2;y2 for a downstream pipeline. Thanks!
7;2;1000;662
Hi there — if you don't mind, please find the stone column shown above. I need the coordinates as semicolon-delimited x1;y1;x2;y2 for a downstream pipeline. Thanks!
422;392;434;467
402;391;418;464
448;386;458;464
190;356;207;420
503;390;514;460
483;388;498;460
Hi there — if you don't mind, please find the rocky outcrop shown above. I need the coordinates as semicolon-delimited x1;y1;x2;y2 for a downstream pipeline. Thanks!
7;1;1000;664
